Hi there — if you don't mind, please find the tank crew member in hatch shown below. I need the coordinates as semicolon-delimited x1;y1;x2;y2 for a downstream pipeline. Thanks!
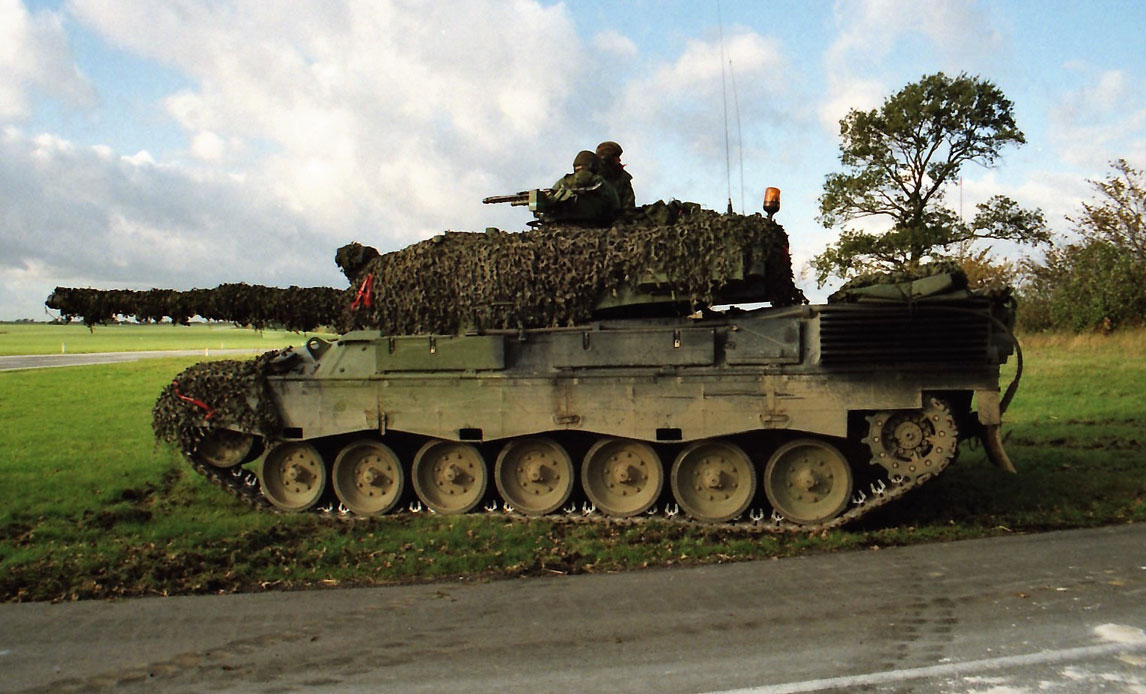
546;150;620;226
595;140;635;212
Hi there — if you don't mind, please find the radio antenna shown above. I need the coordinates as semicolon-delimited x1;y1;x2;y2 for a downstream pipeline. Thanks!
716;0;733;213
729;56;745;214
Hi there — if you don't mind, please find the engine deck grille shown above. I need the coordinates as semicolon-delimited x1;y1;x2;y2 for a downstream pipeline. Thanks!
818;305;991;366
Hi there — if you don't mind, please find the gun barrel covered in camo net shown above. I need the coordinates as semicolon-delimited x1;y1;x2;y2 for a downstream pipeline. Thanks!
46;204;804;334
45;284;349;332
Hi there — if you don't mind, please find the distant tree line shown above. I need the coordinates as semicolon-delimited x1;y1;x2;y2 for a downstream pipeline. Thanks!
1015;159;1146;332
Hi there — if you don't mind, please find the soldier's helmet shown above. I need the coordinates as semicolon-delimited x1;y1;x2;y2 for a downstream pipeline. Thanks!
573;150;599;172
596;141;623;160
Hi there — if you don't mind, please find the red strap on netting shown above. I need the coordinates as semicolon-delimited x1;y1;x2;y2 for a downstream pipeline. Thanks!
171;380;215;419
350;273;374;311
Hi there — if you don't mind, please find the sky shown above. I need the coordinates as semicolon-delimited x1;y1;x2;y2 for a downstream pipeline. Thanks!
2;0;1145;321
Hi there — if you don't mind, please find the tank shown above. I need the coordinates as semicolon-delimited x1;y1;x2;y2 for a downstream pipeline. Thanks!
51;200;1020;530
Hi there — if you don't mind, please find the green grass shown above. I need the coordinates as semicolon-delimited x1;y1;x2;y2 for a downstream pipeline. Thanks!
0;322;330;356
2;329;1145;602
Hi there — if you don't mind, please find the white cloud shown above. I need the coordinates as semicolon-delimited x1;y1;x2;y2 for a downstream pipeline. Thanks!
961;171;1087;235
819;0;1001;132
1090;71;1127;112
190;131;226;161
123;149;155;166
0;127;342;319
605;29;790;202
68;0;588;246
164;91;212;133
655;31;784;90
593;30;637;59
68;0;802;227
826;0;995;68
1049;68;1146;170
1;4;828;318
0;0;95;119
2;0;613;318
817;78;884;137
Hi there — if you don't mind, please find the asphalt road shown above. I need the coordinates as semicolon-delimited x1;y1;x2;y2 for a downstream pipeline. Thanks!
3;524;1146;693
0;349;263;371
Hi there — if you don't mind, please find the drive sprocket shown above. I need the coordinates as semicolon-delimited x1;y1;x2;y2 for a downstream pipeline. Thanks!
861;396;958;481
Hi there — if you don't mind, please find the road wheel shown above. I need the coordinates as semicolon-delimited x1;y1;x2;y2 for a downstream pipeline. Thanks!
671;439;756;522
494;438;574;516
412;440;487;515
259;442;328;512
195;428;258;468
581;438;663;517
332;440;405;516
763;438;852;525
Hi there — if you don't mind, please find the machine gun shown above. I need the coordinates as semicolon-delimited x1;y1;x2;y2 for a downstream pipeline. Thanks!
482;184;605;216
481;190;545;206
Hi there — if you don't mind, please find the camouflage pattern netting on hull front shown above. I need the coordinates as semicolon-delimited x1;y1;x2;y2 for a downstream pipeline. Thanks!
153;354;283;454
47;205;803;334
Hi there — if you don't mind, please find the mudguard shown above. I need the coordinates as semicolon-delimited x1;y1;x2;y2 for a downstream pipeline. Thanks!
976;390;1016;473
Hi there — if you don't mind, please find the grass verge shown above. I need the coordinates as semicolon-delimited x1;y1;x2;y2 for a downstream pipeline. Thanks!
1;329;1144;602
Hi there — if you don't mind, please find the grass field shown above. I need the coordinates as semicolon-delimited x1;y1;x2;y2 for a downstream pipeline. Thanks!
0;322;329;356
1;329;1144;602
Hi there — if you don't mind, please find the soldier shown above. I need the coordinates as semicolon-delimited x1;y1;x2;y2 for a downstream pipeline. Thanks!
595;140;635;211
546;150;620;225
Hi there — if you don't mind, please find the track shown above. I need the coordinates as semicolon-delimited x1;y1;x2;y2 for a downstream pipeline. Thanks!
186;428;952;533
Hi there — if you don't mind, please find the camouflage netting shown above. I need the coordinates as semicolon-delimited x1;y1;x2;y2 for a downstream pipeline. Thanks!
153;353;282;454
339;205;804;334
46;284;348;331
46;203;803;335
826;261;1017;332
828;261;969;303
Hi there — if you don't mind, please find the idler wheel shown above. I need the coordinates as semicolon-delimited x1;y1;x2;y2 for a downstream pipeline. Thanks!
412;440;487;515
494;437;574;516
581;438;663;517
258;442;328;512
670;439;756;523
194;428;259;468
332;440;405;516
763;438;853;525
